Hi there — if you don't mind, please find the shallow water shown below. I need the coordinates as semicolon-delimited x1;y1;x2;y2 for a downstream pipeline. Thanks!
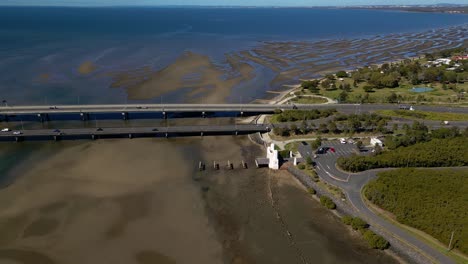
0;137;398;264
0;7;467;104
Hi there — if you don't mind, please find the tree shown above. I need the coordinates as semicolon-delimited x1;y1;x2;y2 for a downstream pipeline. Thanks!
381;75;399;88
318;123;329;133
320;196;336;210
343;83;352;92
386;92;398;103
311;136;322;149
363;86;374;93
306;156;313;165
328;121;338;134
325;74;335;80
300;121;308;135
351;217;369;230
356;140;363;149
342;215;353;225
336;71;348;78
338;91;349;103
290;124;298;135
363;230;390;250
321;79;331;89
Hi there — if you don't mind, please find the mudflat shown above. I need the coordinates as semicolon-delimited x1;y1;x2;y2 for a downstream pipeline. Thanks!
0;137;397;264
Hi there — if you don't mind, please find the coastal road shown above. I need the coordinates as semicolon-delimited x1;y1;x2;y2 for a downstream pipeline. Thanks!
0;103;467;115
297;140;458;264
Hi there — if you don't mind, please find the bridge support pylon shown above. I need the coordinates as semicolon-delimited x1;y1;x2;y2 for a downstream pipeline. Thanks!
80;112;89;121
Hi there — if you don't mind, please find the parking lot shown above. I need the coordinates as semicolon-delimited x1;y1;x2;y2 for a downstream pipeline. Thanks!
297;139;362;182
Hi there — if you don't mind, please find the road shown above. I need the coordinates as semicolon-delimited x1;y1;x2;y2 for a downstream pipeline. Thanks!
0;103;467;115
0;124;269;141
296;140;459;264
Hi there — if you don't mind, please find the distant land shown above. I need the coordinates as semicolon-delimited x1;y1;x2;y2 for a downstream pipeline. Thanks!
341;4;468;14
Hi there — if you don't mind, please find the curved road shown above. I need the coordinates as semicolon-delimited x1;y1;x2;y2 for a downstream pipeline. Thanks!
312;147;463;264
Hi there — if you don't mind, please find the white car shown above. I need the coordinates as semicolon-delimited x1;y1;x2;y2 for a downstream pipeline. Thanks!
1;128;10;132
12;131;22;135
340;138;347;144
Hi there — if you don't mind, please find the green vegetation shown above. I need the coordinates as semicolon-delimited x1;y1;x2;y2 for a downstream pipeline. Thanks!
377;109;468;121
320;196;336;210
337;137;468;172
307;188;316;195
363;230;390;250
290;96;328;104
342;215;354;225
298;164;306;170
365;168;468;254
350;217;369;231
341;215;389;250
272;112;392;137
271;109;337;123
278;150;291;159
298;47;468;104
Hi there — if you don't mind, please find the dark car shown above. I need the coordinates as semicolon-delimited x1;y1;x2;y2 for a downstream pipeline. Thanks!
53;129;60;133
96;128;103;131
152;128;158;131
315;147;326;154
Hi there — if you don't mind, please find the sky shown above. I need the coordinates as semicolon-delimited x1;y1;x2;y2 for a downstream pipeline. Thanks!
0;0;467;7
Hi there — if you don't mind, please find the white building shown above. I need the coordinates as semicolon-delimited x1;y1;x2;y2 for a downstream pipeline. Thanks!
266;143;280;170
370;137;383;147
434;58;452;65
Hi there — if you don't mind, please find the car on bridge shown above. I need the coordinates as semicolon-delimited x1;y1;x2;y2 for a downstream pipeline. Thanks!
12;131;22;135
1;128;10;132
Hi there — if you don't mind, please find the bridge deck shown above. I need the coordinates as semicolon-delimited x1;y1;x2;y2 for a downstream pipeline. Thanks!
0;124;269;141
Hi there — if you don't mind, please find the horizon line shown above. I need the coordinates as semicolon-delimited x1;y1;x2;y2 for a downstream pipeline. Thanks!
1;4;467;8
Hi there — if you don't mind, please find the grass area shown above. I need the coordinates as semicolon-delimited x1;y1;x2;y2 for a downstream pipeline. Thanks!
290;96;328;104
298;77;467;105
284;142;299;153
365;168;468;256
377;109;468;121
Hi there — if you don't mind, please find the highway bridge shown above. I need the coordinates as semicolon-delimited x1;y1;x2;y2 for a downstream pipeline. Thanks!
0;103;466;121
0;124;270;142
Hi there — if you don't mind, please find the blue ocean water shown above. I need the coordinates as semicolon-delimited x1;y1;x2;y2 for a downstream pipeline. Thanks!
0;7;467;104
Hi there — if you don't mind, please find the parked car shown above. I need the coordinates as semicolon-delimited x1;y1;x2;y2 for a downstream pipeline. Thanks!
340;138;347;144
1;128;10;132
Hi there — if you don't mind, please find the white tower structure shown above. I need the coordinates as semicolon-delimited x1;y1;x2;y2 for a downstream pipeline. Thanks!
267;143;280;170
